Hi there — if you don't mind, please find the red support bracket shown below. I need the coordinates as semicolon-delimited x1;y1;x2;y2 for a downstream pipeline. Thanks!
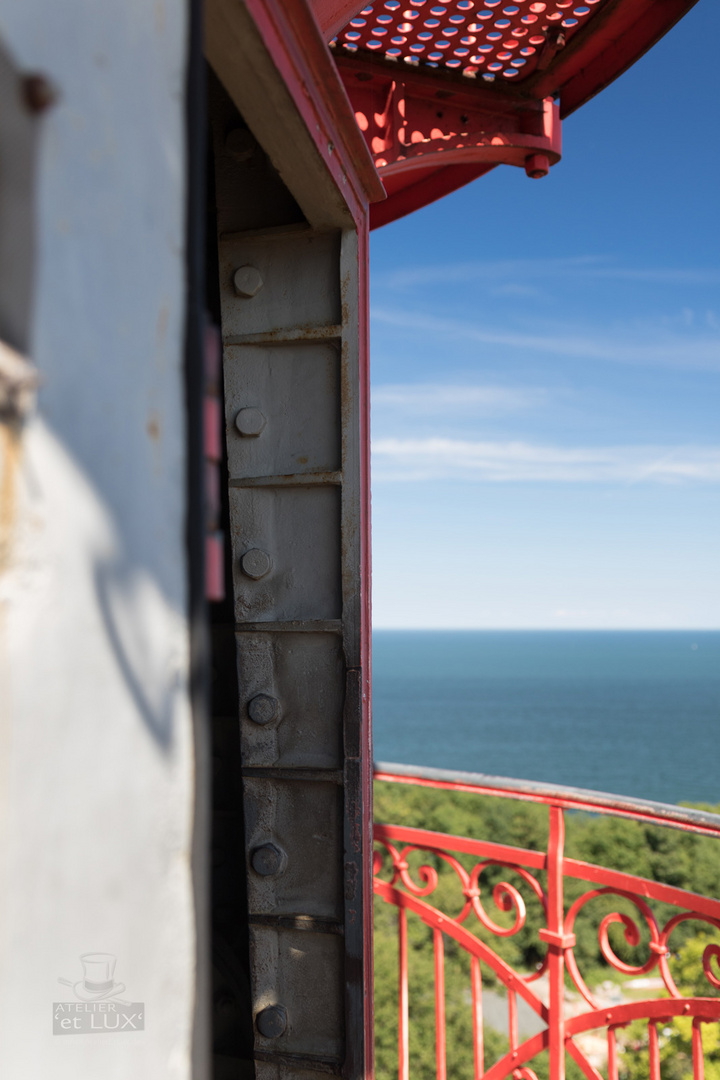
335;55;561;226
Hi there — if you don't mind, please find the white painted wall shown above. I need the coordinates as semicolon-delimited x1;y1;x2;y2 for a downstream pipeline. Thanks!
0;2;200;1076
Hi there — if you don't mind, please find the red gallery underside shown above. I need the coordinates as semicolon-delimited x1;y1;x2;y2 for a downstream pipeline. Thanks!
315;0;699;225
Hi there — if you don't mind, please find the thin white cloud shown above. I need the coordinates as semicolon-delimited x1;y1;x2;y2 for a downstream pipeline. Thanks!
372;437;720;484
371;306;720;372
381;256;720;291
372;383;550;415
382;255;601;289
489;283;545;299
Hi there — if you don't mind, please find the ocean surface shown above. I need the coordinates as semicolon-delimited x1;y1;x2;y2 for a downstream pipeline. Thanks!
372;631;720;807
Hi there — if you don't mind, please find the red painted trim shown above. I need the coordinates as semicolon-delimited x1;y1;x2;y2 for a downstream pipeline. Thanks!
374;823;547;871
241;0;385;225
398;908;409;1080
565;999;720;1035
562;858;720;923
374;769;720;839
433;928;446;1080
358;218;375;1079
310;0;367;41
535;0;701;117
545;806;566;1080
375;821;720;924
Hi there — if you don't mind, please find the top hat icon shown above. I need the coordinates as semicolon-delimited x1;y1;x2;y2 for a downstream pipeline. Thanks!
72;953;126;1001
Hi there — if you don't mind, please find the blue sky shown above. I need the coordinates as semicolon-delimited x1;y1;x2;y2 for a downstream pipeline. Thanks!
369;0;720;630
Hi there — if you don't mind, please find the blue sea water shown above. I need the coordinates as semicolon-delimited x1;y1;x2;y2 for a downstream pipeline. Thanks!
371;631;720;806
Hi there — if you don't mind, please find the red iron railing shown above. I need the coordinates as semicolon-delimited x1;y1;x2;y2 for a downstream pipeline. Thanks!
373;763;720;1080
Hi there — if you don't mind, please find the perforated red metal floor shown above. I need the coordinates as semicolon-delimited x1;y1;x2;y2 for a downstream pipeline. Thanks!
325;0;699;225
331;0;604;83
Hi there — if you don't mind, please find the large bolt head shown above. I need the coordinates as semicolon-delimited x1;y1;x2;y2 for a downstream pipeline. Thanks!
251;842;287;877
240;548;272;580
22;74;59;113
235;407;266;437
248;693;280;726
525;153;550;179
233;265;263;298
256;1004;287;1039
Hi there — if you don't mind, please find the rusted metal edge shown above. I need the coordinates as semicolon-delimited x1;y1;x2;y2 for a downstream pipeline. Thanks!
243;0;385;203
206;0;385;231
374;761;720;836
224;325;342;346
254;1049;343;1074
248;913;344;934
241;766;344;784
235;620;343;633
229;472;342;487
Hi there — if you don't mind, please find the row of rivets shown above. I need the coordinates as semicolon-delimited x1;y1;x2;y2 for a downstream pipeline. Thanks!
231;252;289;1046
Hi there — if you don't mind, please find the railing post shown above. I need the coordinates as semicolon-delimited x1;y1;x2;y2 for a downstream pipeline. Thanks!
538;805;575;1080
434;928;447;1080
399;907;409;1080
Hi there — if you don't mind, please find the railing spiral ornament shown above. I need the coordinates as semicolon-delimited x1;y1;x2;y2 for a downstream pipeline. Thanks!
373;763;720;1080
468;862;547;942
563;887;662;1008
656;911;720;996
702;941;720;989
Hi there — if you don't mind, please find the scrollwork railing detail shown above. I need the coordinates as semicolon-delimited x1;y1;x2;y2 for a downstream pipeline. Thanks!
373;769;720;1080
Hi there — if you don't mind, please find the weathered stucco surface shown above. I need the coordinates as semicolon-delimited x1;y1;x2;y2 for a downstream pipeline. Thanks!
0;2;198;1076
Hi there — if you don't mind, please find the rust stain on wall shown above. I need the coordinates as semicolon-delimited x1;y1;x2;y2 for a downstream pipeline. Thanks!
0;422;20;577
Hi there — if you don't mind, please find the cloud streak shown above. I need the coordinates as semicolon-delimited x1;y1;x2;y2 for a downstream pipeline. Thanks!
372;383;551;415
372;437;720;484
371;307;720;372
381;255;720;291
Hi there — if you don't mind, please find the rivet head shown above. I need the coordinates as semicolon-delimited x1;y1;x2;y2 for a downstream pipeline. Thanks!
240;548;272;580
251;842;287;877
248;693;280;726
235;407;266;437
256;1004;287;1039
233;265;263;298
22;74;59;113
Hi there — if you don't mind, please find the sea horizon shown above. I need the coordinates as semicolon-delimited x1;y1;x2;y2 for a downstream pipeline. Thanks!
371;629;720;807
373;626;720;632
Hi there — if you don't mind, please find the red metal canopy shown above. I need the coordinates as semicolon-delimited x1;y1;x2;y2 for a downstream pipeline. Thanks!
315;0;699;226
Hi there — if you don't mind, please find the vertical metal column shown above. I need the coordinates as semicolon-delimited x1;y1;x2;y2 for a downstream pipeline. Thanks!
216;217;371;1080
